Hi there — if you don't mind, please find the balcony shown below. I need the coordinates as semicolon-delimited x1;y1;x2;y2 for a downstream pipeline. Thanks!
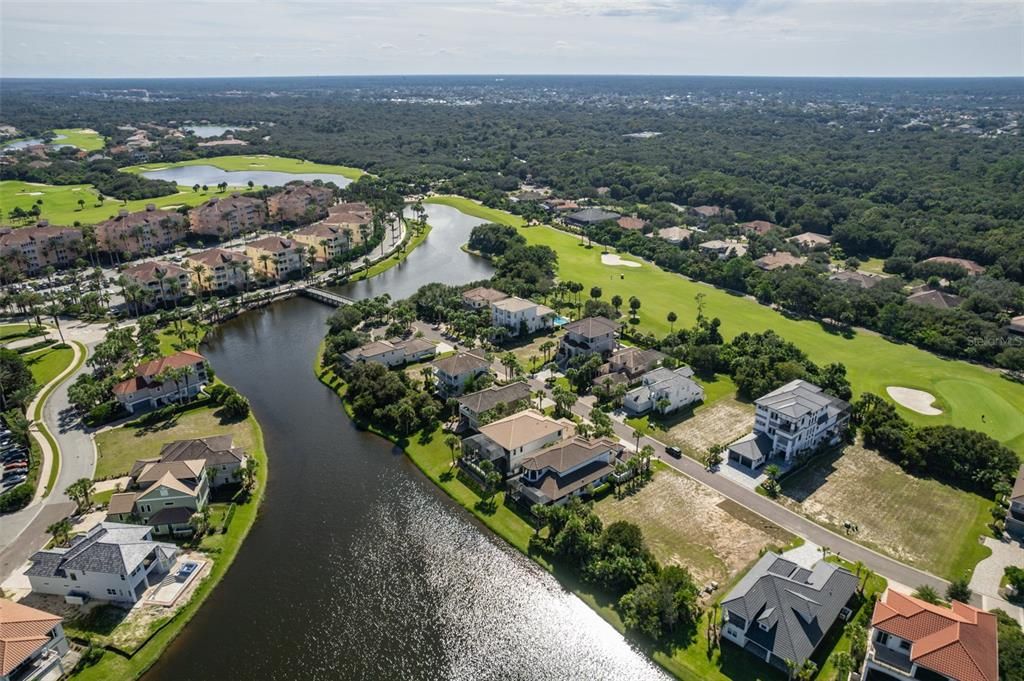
869;644;913;675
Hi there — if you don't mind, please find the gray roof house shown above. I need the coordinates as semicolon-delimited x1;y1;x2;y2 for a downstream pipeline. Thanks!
565;208;621;226
720;552;858;671
156;435;249;488
457;382;533;430
623;366;704;415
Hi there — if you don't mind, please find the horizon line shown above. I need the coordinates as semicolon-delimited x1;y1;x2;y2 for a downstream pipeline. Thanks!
2;73;1022;81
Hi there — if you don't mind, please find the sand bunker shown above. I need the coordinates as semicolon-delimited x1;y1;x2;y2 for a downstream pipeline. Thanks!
886;387;942;415
601;253;641;268
16;191;43;196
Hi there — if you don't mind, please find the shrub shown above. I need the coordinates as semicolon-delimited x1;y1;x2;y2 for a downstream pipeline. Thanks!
207;383;229;404
85;401;125;427
0;483;32;513
221;392;250;420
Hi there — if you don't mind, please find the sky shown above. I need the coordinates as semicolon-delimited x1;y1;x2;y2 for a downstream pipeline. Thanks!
1;0;1021;78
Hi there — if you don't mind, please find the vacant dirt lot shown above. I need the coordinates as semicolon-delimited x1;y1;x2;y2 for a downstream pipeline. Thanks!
665;397;754;457
595;466;795;587
777;444;990;578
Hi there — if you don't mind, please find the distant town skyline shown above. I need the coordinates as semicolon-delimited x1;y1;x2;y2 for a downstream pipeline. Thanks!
1;0;1021;79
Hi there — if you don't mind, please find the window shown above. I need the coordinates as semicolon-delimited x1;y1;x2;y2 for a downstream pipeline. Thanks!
898;639;910;651
876;631;890;645
106;588;116;595
70;573;77;581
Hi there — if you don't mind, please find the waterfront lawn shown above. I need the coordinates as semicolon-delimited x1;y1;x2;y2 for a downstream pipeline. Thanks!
122;154;365;181
93;401;258;480
24;345;75;389
71;411;267;681
777;443;994;581
0;180;217;227
424;196;1024;456
353;223;433;280
52;128;105;151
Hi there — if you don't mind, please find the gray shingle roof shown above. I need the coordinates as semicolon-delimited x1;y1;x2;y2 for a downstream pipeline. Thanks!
160;435;246;468
566;208;621;224
563;316;617;339
27;522;174;578
722;552;858;666
457;382;532;415
755;380;849;419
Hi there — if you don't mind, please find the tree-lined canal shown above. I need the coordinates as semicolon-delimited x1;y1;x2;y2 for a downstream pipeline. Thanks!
142;205;666;680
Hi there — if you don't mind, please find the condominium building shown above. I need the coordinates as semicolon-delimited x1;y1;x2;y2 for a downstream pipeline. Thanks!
94;205;188;257
188;195;266;239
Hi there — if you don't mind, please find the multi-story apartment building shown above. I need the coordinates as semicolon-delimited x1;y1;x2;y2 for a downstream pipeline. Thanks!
182;248;252;293
292;222;355;264
112;350;209;414
0;222;83;276
244;236;305;281
121;261;191;308
94;205;188;257
188;194;266;239
267;182;334;224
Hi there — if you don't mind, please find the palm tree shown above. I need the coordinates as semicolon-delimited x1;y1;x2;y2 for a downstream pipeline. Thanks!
632;425;646;453
45;301;65;344
47;518;73;547
656;397;671;415
912;584;942;604
667;311;677;332
444;434;461;468
539;340;555;362
65;478;95;513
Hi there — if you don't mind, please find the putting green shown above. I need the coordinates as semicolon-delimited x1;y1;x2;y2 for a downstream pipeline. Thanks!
426;195;1024;456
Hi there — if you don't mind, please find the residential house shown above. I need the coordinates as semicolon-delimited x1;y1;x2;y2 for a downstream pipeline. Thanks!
720;552;858;672
25;523;178;604
0;222;83;276
341;337;436;367
863;589;998;681
922;256;986;277
462;286;508;310
457;382;532;430
829;270;883;289
727;379;850;469
1006;314;1024;336
188;195;267;239
690;205;734;225
267;182;334;224
509;190;546;203
121;261;190;308
616;216;647;232
513;437;631;506
461;409;575;475
107;459;210;535
112;350;209;414
156;435;248;488
431;351;491;397
623;366;704;415
565;208;621;227
0;599;69;681
605;346;666;381
1005;465;1024;538
245;236;305;281
906;289;964;310
542;198;579;213
491;296;555;336
557;316;618;363
787;232;831;250
699;239;748;259
182;248;252;293
738;220;777;236
754;251;807;271
651;226;693;245
95;205;189;257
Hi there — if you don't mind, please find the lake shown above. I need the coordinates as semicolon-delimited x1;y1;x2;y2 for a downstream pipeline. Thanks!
184;124;252;138
141;165;353;188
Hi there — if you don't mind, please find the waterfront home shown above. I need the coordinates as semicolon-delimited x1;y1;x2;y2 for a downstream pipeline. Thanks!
754;251;807;271
0;222;83;276
26;523;178;604
491;296;555;336
154;435;248;488
342;337;436;367
267;182;334;224
556;316;618;363
727;379;850;469
107;459;210;535
189;195;267;239
461;408;574;475
565;208;621;227
314;202;373;245
457;381;532;430
292;223;352;264
863;589;998;681
431;351;490;397
95;205;188;257
121;261;191;308
0;599;70;681
738;220;777;236
1005;465;1024;538
698;239;748;259
650;226;693;245
605;346;666;381
183;248;252;293
112;350;209;414
720;552;857;672
787;232;831;250
513;437;630;506
922;256;985;277
623;366;704;415
245;236;305;281
906;289;964;310
462;286;508;310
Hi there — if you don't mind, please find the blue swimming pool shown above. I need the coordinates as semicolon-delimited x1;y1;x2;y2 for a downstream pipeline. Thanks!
553;315;570;326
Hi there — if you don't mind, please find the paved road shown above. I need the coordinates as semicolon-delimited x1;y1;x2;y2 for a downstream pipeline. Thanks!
526;375;958;600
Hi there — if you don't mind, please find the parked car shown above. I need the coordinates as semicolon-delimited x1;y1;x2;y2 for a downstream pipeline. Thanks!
665;446;682;458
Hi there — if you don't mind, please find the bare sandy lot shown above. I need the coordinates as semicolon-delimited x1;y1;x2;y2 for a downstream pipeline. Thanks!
666;397;755;457
886;386;942;415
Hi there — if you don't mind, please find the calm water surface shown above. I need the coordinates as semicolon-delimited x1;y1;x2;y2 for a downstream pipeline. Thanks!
184;124;252;138
141;165;353;188
142;205;667;681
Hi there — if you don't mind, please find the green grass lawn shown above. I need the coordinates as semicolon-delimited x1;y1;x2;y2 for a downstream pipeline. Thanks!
93;401;258;480
352;223;432;280
856;257;888;275
24;345;75;388
121;154;365;181
52;128;105;151
0;180;219;227
0;323;38;343
425;196;1024;456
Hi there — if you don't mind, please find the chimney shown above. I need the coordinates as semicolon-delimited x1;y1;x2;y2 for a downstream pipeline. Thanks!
119;209;129;217
146;203;156;212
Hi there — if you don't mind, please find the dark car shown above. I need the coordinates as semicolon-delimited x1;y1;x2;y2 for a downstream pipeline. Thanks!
665;446;682;459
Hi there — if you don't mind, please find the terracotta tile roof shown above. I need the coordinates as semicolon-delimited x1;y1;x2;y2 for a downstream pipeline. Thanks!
246;236;299;253
462;286;508;304
134;350;206;379
293;222;352;239
739;220;776;235
0;598;62;676
923;256;986;276
0;224;80;247
185;248;251;268
787;231;831;247
616;216;647;231
871;590;998;681
122;260;189;283
754;251;807;271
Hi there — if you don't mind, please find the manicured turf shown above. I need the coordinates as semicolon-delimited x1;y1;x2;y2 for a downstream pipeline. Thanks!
121;154;365;180
52;128;105;151
0;323;35;343
93;401;258;479
352;223;432;281
24;345;75;388
425;196;1024;455
0;180;219;227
